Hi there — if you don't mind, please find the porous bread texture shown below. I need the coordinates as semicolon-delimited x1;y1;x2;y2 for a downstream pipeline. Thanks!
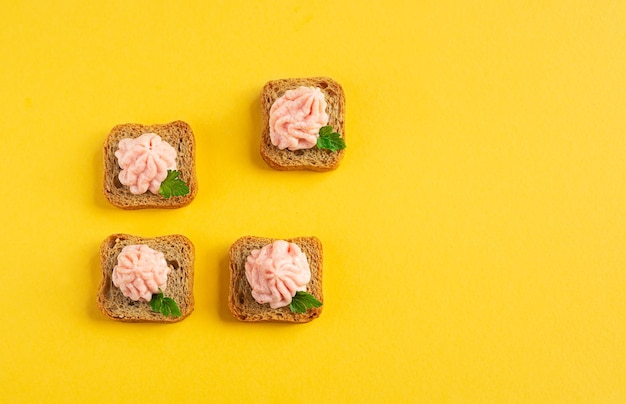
103;120;198;209
261;77;345;171
228;236;323;323
97;234;195;323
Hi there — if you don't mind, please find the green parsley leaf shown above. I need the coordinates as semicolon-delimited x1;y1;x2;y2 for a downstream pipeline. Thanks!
316;126;346;152
149;289;182;318
289;291;322;314
161;302;171;317
149;294;162;313
159;170;190;199
163;297;182;317
319;125;333;137
290;299;306;314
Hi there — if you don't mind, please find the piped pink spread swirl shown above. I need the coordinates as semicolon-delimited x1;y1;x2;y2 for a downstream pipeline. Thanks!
269;86;329;151
112;244;171;302
115;133;177;195
245;240;311;309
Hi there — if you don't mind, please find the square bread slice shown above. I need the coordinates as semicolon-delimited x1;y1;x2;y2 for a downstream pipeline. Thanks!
228;236;323;323
97;233;195;323
261;77;346;171
103;120;198;209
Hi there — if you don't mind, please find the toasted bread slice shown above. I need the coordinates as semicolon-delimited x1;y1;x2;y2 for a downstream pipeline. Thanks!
228;236;323;323
261;77;345;171
97;233;195;323
103;120;198;209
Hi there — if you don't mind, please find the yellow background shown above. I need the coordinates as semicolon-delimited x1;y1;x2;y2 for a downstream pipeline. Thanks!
1;1;625;402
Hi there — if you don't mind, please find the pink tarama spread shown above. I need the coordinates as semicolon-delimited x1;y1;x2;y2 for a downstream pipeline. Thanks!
112;245;171;302
245;240;311;309
115;133;177;195
269;86;329;151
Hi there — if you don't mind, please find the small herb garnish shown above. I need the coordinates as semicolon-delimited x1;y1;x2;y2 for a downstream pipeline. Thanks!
316;125;346;152
289;291;322;314
150;289;182;318
159;170;189;199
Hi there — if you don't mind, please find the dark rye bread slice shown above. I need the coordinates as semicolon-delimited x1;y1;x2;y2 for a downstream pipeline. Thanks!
229;236;323;323
97;233;195;323
103;120;198;209
261;77;345;171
